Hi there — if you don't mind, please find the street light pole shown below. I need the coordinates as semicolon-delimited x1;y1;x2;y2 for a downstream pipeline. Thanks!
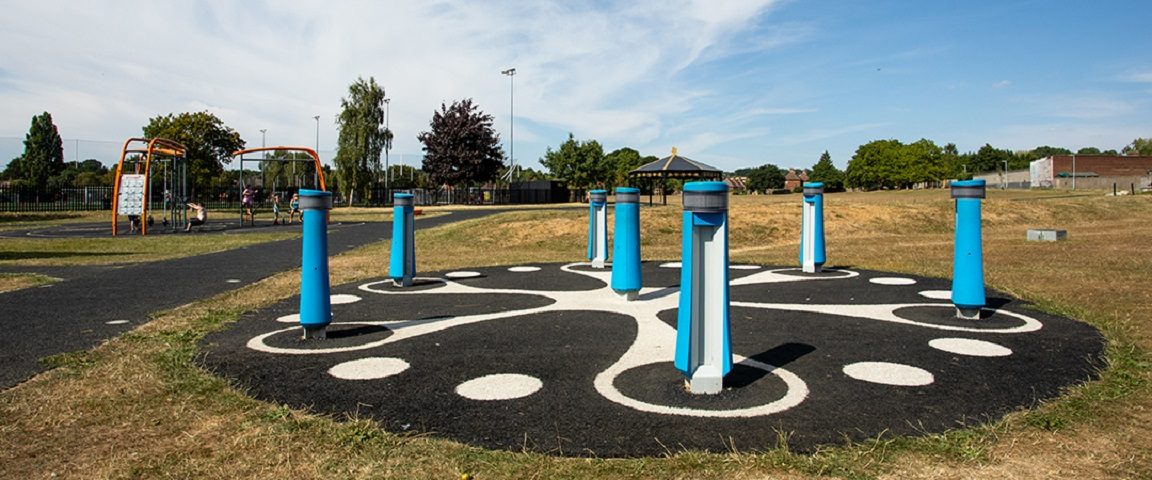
384;98;390;198
501;67;516;183
1002;160;1008;189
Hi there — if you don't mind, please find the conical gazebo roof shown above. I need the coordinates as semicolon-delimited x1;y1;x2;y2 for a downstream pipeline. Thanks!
629;147;723;180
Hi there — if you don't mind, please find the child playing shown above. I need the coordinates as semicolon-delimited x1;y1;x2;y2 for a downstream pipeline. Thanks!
288;192;301;224
271;194;282;225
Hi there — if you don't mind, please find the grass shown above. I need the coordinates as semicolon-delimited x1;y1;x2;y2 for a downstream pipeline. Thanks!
1;189;1151;479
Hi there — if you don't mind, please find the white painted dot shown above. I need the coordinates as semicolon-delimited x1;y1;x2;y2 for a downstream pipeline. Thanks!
919;290;952;300
659;262;682;268
929;338;1013;357
328;357;410;380
730;265;762;270
508;266;541;273
276;313;300;323
456;374;543;401
869;277;917;286
106;320;130;325
843;362;934;386
330;294;362;304
225;279;242;283
445;271;482;279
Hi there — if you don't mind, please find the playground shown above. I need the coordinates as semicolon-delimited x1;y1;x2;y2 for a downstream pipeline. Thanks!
1;188;1150;478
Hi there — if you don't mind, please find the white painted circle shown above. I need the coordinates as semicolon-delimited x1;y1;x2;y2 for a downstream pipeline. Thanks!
445;271;482;279
225;279;242;283
843;362;934;386
106;320;130;325
508;266;541;273
929;338;1013;357
730;265;762;270
659;262;682;268
330;294;362;304
276;313;300;323
919;290;952;300
456;374;543;400
328;357;410;380
869;277;917;286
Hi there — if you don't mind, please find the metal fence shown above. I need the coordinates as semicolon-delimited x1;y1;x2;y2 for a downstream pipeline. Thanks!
0;185;115;212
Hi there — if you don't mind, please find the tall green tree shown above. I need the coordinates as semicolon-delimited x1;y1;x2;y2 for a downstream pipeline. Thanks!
846;139;904;190
969;143;1014;174
808;150;844;190
605;147;644;189
1122;137;1152;156
334;76;388;204
539;133;610;190
745;164;786;193
21;112;65;192
418;98;505;188
142;111;245;196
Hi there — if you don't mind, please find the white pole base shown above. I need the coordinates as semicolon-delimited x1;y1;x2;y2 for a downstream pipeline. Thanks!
956;307;982;320
392;276;412;288
614;290;638;301
689;365;723;394
301;326;327;340
591;258;605;269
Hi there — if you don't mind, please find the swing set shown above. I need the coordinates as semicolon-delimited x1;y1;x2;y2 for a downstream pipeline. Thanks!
110;137;189;236
232;146;327;226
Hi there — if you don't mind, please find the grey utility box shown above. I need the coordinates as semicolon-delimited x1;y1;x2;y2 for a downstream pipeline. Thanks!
1026;229;1068;242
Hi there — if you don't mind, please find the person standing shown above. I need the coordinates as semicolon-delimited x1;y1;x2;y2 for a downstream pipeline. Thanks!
288;192;301;224
241;184;254;226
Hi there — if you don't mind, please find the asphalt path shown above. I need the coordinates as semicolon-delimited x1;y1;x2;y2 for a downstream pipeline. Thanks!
0;209;502;389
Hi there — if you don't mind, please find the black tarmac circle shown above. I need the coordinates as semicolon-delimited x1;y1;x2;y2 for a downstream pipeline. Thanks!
200;262;1105;457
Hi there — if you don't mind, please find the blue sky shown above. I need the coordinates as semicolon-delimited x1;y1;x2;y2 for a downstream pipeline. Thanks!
1;1;1149;173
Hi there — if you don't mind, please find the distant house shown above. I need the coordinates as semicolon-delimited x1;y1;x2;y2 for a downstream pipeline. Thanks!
784;169;809;190
724;176;748;194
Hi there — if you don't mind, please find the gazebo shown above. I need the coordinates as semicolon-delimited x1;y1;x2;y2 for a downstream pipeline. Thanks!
628;147;724;205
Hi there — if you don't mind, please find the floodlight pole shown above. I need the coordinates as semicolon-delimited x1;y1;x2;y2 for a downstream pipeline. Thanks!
502;67;516;183
260;129;267;191
311;115;319;188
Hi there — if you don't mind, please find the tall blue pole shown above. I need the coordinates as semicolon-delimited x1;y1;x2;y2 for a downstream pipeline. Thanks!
390;193;416;287
674;181;731;394
799;182;826;273
611;187;641;300
587;189;608;268
951;179;986;319
298;189;333;339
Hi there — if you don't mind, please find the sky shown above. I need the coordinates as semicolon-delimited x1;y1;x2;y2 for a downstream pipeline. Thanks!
2;0;1150;173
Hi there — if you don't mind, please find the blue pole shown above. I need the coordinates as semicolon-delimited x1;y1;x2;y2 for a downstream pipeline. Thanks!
611;187;641;300
298;189;333;339
674;181;731;394
587;189;608;268
799;182;826;273
951;179;986;319
390;193;415;287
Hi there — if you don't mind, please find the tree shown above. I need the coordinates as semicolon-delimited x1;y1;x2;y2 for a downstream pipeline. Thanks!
745;164;786;193
143;111;245;197
1122;137;1152;156
334;76;388;205
970;143;1013;174
808;151;844;190
605;147;644;189
539;133;610;190
418;98;505;188
1076;146;1102;155
846;139;904;190
20;112;65;192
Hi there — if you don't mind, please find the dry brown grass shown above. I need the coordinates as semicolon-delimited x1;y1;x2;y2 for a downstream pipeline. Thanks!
1;189;1150;479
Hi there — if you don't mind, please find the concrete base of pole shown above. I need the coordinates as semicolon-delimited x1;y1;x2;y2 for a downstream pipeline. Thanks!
614;290;638;301
392;277;412;288
591;259;605;269
301;326;327;340
956;307;982;320
802;264;824;274
689;365;723;394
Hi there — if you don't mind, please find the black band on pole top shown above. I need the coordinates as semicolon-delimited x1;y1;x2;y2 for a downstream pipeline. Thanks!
589;191;607;203
299;195;333;211
951;185;986;199
803;185;824;195
393;195;414;207
683;190;728;212
615;191;640;204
